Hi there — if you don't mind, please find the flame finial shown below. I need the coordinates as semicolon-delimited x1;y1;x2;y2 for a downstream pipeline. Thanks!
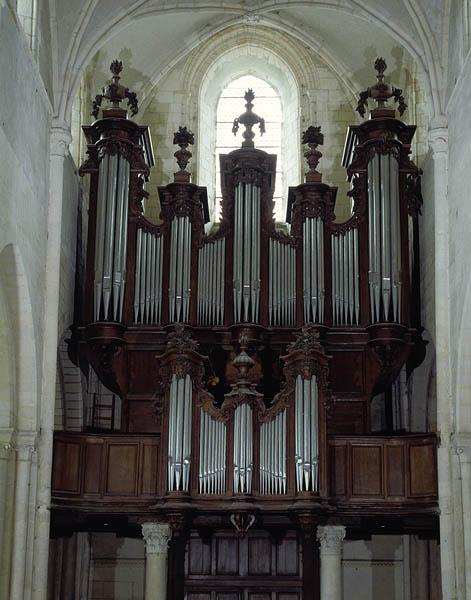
232;89;266;148
356;58;407;119
91;60;139;119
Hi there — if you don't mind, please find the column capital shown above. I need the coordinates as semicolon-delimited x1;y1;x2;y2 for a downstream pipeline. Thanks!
50;120;72;158
141;522;172;555
428;126;448;156
317;525;346;554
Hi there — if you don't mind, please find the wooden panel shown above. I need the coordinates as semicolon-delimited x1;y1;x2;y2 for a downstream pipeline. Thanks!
217;594;240;600
410;443;436;496
386;444;405;497
330;445;347;497
105;444;138;495
248;594;271;600
188;537;211;575
248;537;271;575
187;594;210;600
52;440;81;493
351;445;382;496
216;537;239;575
141;441;159;495
278;595;301;600
276;538;299;576
83;441;103;494
329;351;364;394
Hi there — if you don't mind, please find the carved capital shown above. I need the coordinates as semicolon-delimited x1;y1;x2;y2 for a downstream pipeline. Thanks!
428;126;448;157
50;122;72;158
141;522;172;555
316;525;346;555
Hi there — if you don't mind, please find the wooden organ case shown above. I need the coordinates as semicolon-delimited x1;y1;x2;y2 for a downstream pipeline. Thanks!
52;60;438;599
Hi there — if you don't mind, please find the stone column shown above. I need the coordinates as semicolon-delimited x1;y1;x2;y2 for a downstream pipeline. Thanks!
141;522;172;600
428;125;459;600
31;120;72;600
317;525;346;600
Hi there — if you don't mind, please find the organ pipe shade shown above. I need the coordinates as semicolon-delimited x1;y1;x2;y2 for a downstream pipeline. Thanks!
199;410;227;494
259;409;287;494
303;217;325;323
134;229;163;323
169;215;192;323
367;154;401;323
233;403;253;494
295;375;319;492
94;153;130;321
168;374;193;492
233;182;261;323
197;238;225;325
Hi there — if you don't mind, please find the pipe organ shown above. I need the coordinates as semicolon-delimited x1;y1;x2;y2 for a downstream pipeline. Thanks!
59;60;438;599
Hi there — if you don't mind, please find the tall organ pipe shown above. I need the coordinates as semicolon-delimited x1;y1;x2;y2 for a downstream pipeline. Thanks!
331;227;359;325
197;238;225;325
167;374;193;492
259;410;287;494
367;153;401;322
303;217;324;323
269;239;296;326
94;153;131;322
233;403;253;494
199;410;227;494
233;183;261;323
294;375;319;492
169;216;192;322
133;229;163;323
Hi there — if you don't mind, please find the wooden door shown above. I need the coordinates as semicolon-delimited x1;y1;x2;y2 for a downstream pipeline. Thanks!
184;529;312;600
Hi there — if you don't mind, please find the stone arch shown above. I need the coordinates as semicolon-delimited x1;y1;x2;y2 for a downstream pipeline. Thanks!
0;244;38;432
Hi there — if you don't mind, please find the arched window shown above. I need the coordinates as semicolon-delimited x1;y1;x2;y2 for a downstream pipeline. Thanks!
215;75;283;219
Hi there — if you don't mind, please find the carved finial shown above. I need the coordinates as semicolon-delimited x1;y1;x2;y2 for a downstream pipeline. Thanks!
302;126;324;183
356;58;407;119
91;60;139;119
173;126;194;183
166;324;199;353
232;89;266;148
286;324;322;355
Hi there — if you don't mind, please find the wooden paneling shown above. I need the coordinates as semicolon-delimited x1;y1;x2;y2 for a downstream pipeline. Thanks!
52;432;160;505
216;538;239;575
328;434;438;505
52;440;81;493
351;445;382;496
276;538;299;576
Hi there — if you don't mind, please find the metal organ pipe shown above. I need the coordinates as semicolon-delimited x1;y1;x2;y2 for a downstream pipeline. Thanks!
269;240;296;326
198;410;227;494
167;374;193;492
233;403;253;494
133;229;163;323
294;374;319;492
169;216;192;322
259;410;287;494
331;228;360;325
232;183;261;323
197;238;225;326
303;217;324;323
367;154;401;322
94;153;131;321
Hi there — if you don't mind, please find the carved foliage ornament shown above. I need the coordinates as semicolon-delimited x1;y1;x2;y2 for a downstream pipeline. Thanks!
356;58;407;118
92;60;139;118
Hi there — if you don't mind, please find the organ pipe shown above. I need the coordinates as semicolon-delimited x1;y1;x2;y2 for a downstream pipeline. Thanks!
303;217;324;323
168;373;193;492
199;410;227;494
94;153;130;321
134;229;163;323
259;410;287;494
269;240;296;326
331;228;360;325
169;215;192;322
294;375;319;492
368;153;401;322
197;238;225;325
233;182;261;323
233;403;253;494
